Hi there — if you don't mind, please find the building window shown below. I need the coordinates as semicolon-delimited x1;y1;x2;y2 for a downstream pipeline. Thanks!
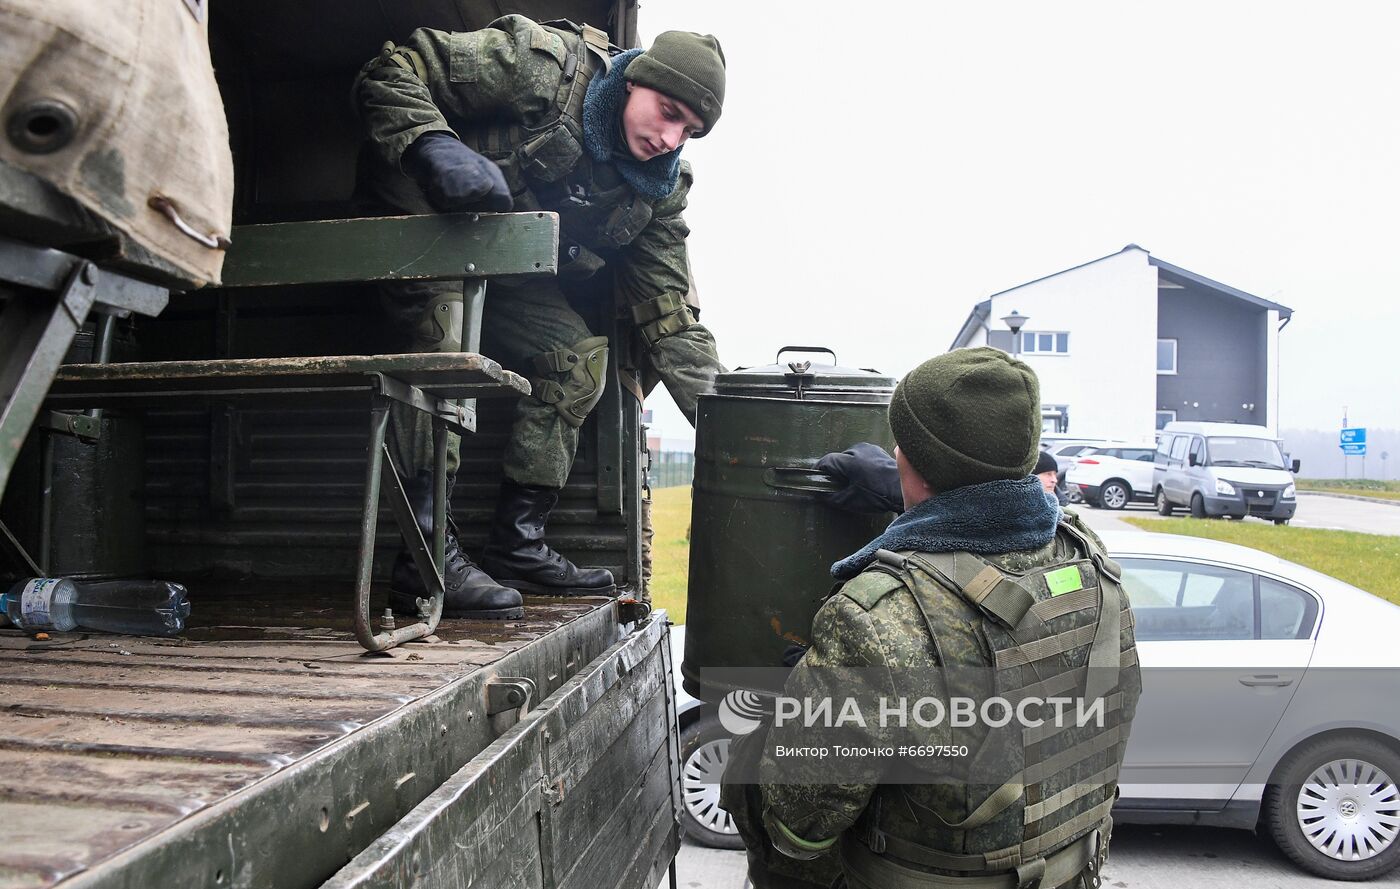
1157;339;1177;374
1155;410;1176;430
1021;331;1070;355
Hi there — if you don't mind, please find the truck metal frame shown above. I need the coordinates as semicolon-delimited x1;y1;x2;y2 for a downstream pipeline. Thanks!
0;1;679;886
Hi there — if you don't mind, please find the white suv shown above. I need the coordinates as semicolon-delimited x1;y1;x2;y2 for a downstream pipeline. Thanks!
1066;445;1158;509
1043;440;1123;503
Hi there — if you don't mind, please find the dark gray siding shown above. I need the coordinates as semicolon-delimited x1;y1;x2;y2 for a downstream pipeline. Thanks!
1156;278;1268;425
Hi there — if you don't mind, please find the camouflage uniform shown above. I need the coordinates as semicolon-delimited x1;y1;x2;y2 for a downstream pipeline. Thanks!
727;513;1141;889
354;16;724;486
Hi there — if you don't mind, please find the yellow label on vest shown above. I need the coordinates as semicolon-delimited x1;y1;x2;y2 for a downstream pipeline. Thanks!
1045;565;1084;596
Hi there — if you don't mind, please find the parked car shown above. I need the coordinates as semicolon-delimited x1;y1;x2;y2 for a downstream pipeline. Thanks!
673;532;1400;881
1042;439;1125;504
1153;422;1300;523
1066;445;1158;509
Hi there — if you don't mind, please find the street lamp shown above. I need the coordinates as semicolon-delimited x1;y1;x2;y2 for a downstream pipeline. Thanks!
1001;310;1029;357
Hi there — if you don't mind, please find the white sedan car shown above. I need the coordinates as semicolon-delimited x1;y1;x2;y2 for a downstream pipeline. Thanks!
674;531;1400;881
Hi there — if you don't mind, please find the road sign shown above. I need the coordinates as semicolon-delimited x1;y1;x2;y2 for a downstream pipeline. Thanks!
1342;443;1367;456
1341;427;1367;445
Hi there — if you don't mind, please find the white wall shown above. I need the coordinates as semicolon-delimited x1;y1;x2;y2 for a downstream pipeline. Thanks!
976;248;1160;440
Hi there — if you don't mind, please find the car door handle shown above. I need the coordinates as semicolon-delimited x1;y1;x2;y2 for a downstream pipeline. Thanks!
1239;674;1294;688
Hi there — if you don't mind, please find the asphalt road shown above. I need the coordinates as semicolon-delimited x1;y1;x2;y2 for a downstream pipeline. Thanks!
1071;491;1400;537
668;822;1400;887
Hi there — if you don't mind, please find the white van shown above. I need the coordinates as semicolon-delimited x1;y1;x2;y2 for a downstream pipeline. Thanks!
1153;422;1300;524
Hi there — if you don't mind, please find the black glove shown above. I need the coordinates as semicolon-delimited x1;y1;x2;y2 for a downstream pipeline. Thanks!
781;643;808;668
402;132;513;213
817;442;903;514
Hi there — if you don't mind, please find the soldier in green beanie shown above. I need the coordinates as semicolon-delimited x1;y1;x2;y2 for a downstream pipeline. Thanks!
353;17;727;615
723;347;1141;889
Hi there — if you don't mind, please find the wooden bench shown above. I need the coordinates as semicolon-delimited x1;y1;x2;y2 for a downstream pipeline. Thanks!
46;353;529;653
14;210;558;653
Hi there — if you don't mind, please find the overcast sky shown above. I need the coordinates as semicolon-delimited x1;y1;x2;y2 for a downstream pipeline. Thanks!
636;0;1400;444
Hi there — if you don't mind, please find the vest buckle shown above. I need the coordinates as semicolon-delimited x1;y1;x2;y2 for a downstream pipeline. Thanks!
1014;857;1045;889
867;826;886;854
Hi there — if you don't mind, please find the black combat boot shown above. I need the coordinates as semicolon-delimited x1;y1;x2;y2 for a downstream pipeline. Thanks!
390;473;524;620
480;480;616;596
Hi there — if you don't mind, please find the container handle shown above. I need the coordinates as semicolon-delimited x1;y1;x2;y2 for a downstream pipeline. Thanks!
763;467;841;494
776;346;837;366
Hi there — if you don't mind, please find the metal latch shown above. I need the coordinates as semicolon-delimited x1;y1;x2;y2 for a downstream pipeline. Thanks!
485;677;536;716
616;598;651;625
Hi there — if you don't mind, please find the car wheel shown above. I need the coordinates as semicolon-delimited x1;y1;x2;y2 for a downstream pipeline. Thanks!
679;713;744;849
1190;492;1207;519
1155;489;1174;516
1265;735;1400;880
1100;480;1130;510
1066;487;1084;505
1275;519;1290;526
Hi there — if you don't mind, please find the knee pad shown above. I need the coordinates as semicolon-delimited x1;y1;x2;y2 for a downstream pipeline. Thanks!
413;292;464;353
630;291;696;350
531;335;610;427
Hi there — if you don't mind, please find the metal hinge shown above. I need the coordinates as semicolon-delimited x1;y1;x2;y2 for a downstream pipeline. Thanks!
38;410;102;443
484;677;536;716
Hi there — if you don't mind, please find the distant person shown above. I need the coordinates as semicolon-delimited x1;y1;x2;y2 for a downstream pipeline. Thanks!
1036;449;1069;505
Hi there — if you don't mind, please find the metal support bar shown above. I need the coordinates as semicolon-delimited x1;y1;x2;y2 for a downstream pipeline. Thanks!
0;237;168;314
595;313;626;515
456;278;487;433
380;441;445;604
0;518;40;577
0;237;167;502
0;261;97;500
352;399;443;653
85;312;116;422
431;416;448;592
371;372;472;436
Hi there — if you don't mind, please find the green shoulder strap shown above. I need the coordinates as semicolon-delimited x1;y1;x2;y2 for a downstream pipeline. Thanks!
1055;521;1124;702
880;549;1037;630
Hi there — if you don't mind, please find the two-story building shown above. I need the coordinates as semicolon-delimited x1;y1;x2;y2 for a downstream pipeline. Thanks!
949;245;1292;440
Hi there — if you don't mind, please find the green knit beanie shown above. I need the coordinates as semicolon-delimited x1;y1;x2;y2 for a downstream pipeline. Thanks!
625;31;726;136
888;347;1042;493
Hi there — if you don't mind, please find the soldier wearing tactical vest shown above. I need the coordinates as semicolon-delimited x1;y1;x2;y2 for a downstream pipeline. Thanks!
353;17;727;617
723;348;1142;889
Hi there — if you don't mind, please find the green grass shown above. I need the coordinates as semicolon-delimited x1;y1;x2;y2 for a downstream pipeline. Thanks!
649;485;693;623
1297;478;1400;502
1121;517;1400;606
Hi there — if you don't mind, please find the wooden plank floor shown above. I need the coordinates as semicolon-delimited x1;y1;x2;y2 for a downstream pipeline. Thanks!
0;583;609;888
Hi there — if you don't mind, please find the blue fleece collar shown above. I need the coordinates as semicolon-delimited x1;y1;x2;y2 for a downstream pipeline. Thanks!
582;48;682;200
832;477;1062;580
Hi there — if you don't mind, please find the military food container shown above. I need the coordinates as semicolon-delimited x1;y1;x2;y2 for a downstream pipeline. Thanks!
682;347;896;702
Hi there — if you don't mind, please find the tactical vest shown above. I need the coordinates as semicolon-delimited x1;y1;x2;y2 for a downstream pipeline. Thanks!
847;521;1140;889
452;21;659;266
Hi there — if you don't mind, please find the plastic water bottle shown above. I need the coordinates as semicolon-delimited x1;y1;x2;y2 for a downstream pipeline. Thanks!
1;578;191;636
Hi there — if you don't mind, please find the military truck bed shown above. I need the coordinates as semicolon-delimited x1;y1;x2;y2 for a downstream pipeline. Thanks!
0;588;675;889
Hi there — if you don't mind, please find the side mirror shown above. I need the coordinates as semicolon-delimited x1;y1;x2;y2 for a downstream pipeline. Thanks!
1291;459;1301;474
